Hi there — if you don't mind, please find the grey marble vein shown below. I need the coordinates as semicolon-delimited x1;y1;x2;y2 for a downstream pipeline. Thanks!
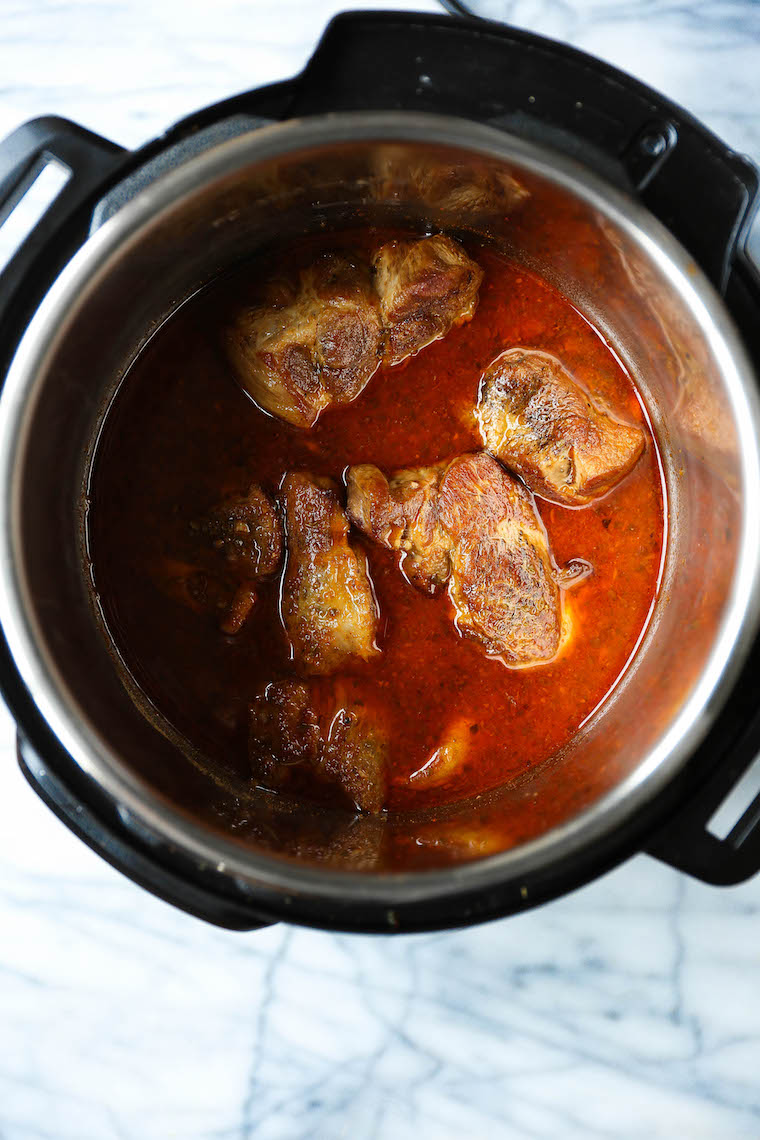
1;2;760;1139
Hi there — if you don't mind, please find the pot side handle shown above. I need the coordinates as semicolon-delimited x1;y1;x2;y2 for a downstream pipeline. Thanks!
17;733;275;931
646;698;760;885
0;117;125;332
723;189;760;369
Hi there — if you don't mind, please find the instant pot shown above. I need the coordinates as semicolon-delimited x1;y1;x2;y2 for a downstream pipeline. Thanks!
1;10;760;933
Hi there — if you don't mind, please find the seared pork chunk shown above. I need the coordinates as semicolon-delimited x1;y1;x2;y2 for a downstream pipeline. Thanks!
219;584;260;636
414;820;505;859
373;151;530;224
349;452;576;666
280;472;380;674
320;698;388;815
200;483;283;578
225;253;383;428
373;234;483;366
439;452;563;663
155;483;283;635
346;462;450;594
477;349;645;505
316;815;386;869
157;559;255;634
248;680;388;813
248;680;321;783
408;718;472;788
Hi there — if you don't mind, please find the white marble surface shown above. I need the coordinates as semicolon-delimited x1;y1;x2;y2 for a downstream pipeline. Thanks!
2;2;760;1138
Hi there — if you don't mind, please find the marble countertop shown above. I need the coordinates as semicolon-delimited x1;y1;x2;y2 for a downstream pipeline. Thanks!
1;2;760;1137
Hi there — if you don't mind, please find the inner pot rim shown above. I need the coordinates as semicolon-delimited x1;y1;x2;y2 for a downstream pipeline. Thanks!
1;109;759;904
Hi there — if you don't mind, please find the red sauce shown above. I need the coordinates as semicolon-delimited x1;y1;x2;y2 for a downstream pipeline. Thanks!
89;231;665;813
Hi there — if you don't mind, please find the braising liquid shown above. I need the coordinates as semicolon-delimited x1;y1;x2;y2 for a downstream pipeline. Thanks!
89;230;665;812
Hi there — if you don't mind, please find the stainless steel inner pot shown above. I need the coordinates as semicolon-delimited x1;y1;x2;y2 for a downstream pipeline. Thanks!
1;112;759;904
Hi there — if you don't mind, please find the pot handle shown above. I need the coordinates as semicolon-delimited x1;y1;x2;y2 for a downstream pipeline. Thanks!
646;698;760;885
17;733;275;931
0;117;125;328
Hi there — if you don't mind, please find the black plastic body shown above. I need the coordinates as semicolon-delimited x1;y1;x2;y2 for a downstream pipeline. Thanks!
1;11;759;931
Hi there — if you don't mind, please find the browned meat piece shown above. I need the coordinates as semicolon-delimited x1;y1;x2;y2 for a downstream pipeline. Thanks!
248;680;387;813
413;820;505;859
373;235;483;366
225;253;383;428
316;815;385;870
199;483;283;577
408;718;472;788
280;472;380;674
346;463;450;594
219;584;259;636
477;349;645;505
320;699;388;815
438;453;563;663
349;452;577;665
372;150;530;224
248;680;321;783
154;484;282;635
157;558;251;630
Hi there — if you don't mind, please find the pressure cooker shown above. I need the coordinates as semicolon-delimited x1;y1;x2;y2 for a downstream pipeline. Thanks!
0;11;759;932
